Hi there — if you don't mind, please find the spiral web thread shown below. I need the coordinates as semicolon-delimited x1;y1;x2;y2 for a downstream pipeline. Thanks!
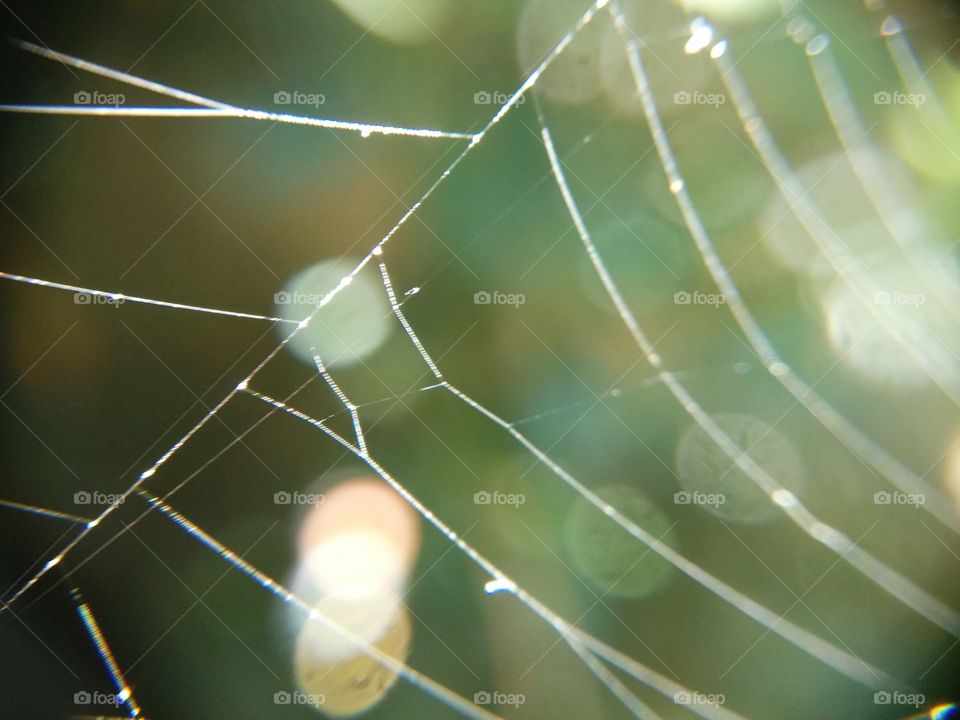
1;1;958;717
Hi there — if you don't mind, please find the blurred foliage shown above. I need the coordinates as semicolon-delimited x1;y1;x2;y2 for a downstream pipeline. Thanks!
1;1;959;718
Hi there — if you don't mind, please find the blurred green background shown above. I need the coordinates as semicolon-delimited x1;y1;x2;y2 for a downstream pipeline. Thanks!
1;0;959;717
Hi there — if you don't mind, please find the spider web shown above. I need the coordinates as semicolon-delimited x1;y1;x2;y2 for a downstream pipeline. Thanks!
1;0;959;718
